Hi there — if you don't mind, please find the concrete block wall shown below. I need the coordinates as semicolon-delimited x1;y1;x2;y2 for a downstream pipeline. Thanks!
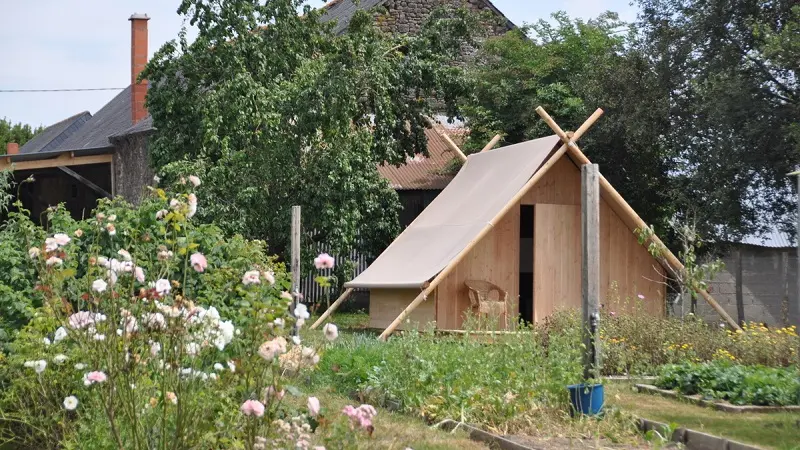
702;245;798;326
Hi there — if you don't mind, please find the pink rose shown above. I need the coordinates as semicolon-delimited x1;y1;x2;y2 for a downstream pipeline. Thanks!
190;252;208;273
240;399;265;417
313;253;335;270
307;396;320;417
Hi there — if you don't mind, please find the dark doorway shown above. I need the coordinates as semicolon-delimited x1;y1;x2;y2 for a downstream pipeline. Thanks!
519;205;534;324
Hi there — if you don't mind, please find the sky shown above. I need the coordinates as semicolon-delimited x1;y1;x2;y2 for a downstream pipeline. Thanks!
0;0;638;128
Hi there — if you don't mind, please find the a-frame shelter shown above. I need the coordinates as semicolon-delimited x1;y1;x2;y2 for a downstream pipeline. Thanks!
315;109;738;338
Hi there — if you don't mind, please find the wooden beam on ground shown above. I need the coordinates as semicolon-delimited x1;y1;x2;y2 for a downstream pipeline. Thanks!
581;163;601;380
57;166;111;198
480;134;502;153
554;123;741;330
309;287;354;329
0;153;113;172
378;108;605;341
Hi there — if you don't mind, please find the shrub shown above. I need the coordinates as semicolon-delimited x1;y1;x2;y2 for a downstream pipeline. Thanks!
656;361;800;406
542;310;799;375
0;178;372;449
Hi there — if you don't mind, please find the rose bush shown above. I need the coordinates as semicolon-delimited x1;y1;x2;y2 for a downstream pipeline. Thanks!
0;178;375;449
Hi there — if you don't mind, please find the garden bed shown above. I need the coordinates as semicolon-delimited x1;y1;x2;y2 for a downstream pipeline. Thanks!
635;384;800;413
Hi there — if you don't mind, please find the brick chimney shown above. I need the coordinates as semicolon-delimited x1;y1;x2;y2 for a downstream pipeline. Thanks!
6;143;19;155
129;13;150;124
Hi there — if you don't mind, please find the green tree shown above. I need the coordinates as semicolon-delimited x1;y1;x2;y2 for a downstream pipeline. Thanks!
142;0;477;274
463;12;674;231
636;0;800;240
0;118;40;153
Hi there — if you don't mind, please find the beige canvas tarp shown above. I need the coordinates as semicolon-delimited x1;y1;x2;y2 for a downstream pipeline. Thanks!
345;135;562;289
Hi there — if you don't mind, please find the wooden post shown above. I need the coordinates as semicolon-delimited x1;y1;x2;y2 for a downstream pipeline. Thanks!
581;164;601;381
735;249;744;326
796;174;800;328
310;287;354;329
782;250;789;326
291;206;301;335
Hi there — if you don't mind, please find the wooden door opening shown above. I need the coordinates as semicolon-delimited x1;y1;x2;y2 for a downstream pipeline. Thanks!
519;205;534;324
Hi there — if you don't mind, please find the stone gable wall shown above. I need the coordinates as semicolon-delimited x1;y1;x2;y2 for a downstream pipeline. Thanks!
376;0;512;37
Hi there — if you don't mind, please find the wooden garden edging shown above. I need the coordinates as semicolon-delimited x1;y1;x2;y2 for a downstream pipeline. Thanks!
438;418;763;450
635;384;800;413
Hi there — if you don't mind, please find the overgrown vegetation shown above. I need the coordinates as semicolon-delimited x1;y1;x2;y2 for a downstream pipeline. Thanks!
656;361;800;406
0;177;381;449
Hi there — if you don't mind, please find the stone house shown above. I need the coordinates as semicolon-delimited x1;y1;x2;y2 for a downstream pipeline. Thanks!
701;230;799;326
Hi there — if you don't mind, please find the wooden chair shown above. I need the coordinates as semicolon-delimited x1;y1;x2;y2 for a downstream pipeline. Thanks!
464;280;509;329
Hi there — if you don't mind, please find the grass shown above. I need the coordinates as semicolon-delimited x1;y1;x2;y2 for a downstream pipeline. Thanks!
606;382;800;450
288;390;487;449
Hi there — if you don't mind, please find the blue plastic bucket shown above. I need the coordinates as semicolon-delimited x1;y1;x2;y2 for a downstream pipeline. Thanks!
567;383;604;416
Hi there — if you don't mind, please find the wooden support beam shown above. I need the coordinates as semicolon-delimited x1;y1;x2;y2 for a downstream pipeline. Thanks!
57;166;111;198
479;134;502;153
310;288;354;329
378;108;605;341
558;125;740;330
0;153;113;172
581;163;601;380
424;117;467;162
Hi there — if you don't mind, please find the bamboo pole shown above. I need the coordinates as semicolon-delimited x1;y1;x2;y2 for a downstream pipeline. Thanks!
480;134;502;153
378;108;605;340
549;120;741;330
309;288;354;329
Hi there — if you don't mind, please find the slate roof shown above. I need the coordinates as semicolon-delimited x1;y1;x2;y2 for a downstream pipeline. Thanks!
19;111;92;154
20;85;155;158
320;0;515;35
377;127;460;190
56;86;139;151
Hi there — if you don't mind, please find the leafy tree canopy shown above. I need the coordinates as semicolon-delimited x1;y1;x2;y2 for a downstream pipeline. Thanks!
142;0;478;272
636;0;800;240
0;118;40;153
464;3;800;243
463;12;674;233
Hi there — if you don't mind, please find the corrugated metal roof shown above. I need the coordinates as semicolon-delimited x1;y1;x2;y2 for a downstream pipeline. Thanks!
739;229;795;248
19;111;91;154
377;127;459;190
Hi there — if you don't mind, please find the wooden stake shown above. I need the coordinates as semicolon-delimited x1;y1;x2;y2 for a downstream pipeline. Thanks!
582;164;601;381
378;109;605;340
291;206;301;335
310;288;354;329
480;134;502;153
735;249;744;325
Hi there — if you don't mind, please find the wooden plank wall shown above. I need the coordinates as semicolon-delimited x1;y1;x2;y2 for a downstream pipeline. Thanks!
533;204;582;319
369;288;436;330
434;207;520;329
532;203;665;319
528;155;665;319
